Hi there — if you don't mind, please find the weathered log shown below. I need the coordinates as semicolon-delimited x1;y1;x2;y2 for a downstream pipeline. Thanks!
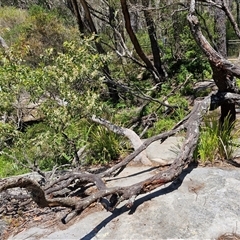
2;89;240;223
0;94;212;223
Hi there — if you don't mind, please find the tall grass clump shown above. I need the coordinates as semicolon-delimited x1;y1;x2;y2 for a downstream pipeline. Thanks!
195;113;238;164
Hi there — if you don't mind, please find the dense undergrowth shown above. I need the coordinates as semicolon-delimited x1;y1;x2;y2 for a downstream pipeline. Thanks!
0;5;236;177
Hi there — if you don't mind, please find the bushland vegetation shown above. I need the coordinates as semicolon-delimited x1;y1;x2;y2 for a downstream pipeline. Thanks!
1;0;240;224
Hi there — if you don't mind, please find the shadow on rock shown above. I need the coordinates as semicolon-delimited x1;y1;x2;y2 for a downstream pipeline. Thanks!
80;162;197;240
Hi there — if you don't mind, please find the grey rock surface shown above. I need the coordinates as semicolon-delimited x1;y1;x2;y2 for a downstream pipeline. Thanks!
8;166;240;240
0;220;7;239
145;136;184;165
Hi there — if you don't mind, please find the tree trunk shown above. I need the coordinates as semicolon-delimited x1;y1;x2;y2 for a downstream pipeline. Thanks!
213;0;235;125
214;0;227;58
129;0;139;32
188;0;238;125
120;0;162;83
211;64;236;124
142;0;167;78
236;0;240;27
68;0;85;34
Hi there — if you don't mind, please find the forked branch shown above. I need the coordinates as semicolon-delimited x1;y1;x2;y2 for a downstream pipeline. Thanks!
1;94;218;224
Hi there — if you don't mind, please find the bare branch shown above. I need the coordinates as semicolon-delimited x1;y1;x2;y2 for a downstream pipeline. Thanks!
3;92;240;224
63;95;212;223
120;0;162;83
188;0;240;80
222;0;240;39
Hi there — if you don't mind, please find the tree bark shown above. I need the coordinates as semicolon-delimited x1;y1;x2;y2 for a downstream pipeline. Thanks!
129;0;139;32
187;0;240;125
236;0;240;27
120;0;162;83
68;0;85;34
214;0;227;57
142;0;167;78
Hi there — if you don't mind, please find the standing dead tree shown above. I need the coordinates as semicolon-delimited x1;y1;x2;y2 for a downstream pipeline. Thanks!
188;0;240;124
2;0;240;224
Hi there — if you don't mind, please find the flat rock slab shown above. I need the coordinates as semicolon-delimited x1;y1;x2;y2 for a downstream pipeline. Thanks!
8;166;240;240
145;136;184;165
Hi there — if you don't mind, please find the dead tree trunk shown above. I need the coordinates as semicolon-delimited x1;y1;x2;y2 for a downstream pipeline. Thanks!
214;0;227;58
2;91;240;223
0;94;220;223
187;0;240;125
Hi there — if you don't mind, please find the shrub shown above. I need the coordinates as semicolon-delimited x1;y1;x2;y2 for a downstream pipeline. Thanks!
0;36;113;175
0;6;79;65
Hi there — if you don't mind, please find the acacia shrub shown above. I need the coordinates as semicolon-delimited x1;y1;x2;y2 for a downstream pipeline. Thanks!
0;38;125;176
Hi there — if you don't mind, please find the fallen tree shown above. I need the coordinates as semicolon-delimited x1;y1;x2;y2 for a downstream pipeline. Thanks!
1;91;240;224
1;0;240;225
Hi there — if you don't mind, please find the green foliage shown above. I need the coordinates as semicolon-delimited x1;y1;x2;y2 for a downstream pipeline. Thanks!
86;104;127;164
87;125;122;164
0;35;120;176
168;94;188;115
236;78;240;89
195;117;219;163
0;2;224;178
148;118;176;136
195;113;237;164
135;31;152;55
0;6;79;65
0;7;28;37
162;12;212;82
8;123;71;170
144;92;189;138
0;155;28;178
